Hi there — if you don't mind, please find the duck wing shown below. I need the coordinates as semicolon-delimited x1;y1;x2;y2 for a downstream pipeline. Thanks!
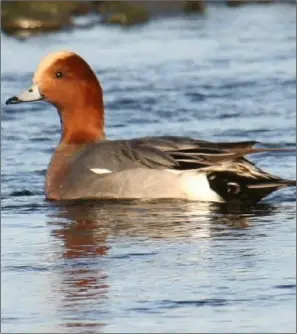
74;136;294;173
132;136;293;170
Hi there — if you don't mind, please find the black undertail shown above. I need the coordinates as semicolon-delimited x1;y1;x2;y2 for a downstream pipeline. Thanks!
207;171;296;204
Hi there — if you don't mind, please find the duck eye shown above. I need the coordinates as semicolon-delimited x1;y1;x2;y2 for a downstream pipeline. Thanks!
55;71;63;78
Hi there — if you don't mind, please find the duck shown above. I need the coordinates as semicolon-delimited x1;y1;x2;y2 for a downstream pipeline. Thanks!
5;51;296;203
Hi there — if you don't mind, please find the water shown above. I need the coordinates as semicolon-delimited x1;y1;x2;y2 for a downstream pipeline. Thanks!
1;3;296;333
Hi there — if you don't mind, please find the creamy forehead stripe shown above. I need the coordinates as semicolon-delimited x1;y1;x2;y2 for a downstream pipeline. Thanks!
33;51;75;83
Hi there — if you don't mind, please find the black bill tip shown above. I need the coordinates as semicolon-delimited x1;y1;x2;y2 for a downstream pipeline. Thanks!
6;96;21;105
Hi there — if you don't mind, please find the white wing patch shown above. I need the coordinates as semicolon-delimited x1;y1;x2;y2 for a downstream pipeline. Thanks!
90;168;112;175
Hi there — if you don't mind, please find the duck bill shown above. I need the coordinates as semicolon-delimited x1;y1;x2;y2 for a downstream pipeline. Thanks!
6;83;43;105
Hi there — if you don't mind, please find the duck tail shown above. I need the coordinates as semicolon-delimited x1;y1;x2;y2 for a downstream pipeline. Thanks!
248;179;296;189
246;178;295;202
207;171;296;204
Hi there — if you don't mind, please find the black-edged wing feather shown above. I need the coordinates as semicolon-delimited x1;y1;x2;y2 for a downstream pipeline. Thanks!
130;136;293;170
72;136;294;173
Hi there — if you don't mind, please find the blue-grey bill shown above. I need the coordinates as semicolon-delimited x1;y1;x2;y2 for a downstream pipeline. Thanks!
6;83;42;105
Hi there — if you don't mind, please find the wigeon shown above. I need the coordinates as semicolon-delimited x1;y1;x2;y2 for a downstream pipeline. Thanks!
6;51;296;203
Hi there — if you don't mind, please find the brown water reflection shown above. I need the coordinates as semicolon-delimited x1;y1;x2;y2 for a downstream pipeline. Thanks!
47;200;278;332
50;207;112;333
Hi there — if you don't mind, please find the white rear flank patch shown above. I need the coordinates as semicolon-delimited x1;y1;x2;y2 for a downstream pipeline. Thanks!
180;172;224;202
90;168;112;174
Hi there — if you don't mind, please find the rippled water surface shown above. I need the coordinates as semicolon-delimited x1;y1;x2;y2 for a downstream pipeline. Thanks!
1;3;296;333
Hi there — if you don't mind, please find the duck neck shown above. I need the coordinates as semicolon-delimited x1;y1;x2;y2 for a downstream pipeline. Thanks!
58;101;105;146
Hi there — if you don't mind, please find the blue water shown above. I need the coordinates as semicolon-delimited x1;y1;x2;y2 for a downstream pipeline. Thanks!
1;3;296;333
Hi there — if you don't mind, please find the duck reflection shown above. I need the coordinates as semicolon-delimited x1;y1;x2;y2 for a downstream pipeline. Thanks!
49;206;111;333
52;199;279;239
47;199;278;333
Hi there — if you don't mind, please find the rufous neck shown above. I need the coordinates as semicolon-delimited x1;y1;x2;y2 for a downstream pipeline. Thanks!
58;103;105;145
